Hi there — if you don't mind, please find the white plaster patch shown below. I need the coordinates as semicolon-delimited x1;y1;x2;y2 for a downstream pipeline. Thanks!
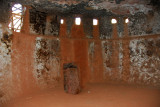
0;25;13;104
118;40;123;78
34;37;60;89
129;38;160;86
101;41;112;79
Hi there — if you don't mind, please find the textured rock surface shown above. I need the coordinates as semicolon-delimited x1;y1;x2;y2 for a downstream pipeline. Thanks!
0;0;160;105
102;41;113;79
0;24;13;104
101;37;160;87
28;8;160;38
1;0;160;17
34;37;60;89
0;0;11;24
63;63;81;94
30;9;60;36
129;38;160;87
30;9;47;35
129;11;160;36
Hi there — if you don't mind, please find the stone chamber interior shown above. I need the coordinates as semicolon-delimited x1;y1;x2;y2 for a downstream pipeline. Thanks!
0;0;160;107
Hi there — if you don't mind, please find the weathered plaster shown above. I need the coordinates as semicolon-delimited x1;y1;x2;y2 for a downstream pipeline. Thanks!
101;37;160;87
102;41;112;80
0;24;13;104
129;38;160;87
99;16;113;39
34;37;60;89
118;40;123;78
30;9;47;35
88;41;95;81
117;17;124;37
45;15;60;36
129;11;160;36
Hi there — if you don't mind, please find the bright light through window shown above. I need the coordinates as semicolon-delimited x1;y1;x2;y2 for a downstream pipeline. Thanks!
60;19;64;24
125;18;129;23
93;19;98;25
111;19;117;24
75;17;81;25
8;4;25;32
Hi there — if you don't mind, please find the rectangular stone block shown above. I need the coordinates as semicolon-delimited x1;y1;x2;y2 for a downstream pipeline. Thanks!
63;63;81;94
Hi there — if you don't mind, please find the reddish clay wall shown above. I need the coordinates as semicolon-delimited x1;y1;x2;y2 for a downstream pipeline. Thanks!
89;23;104;82
11;7;40;95
12;32;38;95
10;8;160;92
59;19;160;88
60;20;90;87
11;6;61;96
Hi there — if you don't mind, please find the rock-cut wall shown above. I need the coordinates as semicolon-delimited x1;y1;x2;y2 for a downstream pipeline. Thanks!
0;24;13;103
34;37;61;89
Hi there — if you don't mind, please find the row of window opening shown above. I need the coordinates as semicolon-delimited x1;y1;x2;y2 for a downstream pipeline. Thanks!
60;18;129;25
9;4;130;33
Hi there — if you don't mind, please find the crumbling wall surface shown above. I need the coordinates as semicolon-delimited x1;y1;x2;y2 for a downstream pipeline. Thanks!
129;11;160;36
117;17;124;37
34;37;60;89
101;36;160;87
45;15;60;36
88;41;104;83
83;17;93;38
30;9;60;36
129;38;160;87
26;0;160;37
0;24;13;104
30;9;47;35
99;16;113;39
88;41;95;81
102;40;123;82
102;41;113;80
18;0;153;14
0;0;11;23
10;0;160;18
98;10;160;38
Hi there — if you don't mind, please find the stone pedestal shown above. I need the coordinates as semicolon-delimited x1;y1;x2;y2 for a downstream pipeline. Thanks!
63;63;81;94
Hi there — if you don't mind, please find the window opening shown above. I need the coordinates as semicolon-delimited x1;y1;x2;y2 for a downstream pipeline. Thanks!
8;4;26;32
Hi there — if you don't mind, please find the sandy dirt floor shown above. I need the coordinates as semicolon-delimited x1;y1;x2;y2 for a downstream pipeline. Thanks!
2;83;160;107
